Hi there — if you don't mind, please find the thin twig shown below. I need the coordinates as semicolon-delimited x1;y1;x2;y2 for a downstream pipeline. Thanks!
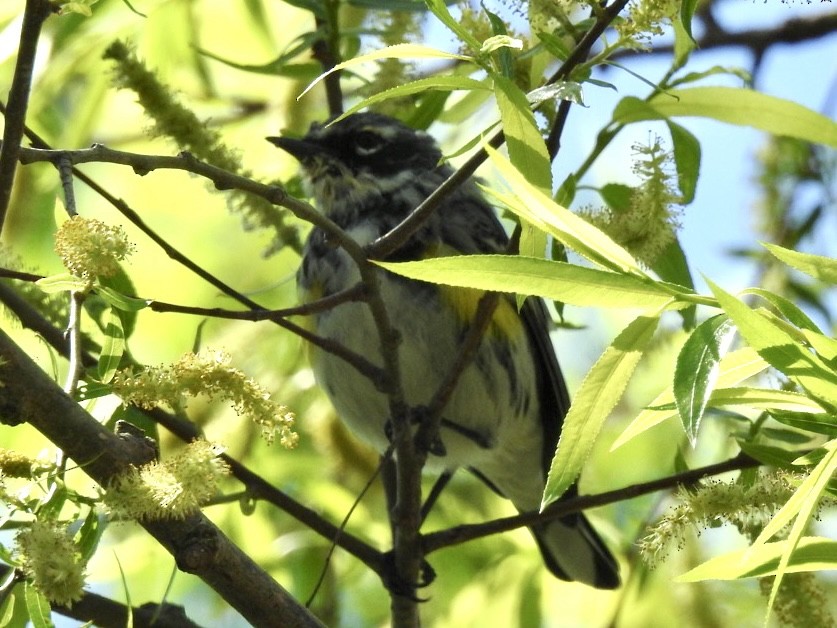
421;452;761;555
0;0;54;234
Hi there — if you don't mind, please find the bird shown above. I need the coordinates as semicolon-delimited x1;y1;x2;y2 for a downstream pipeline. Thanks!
267;112;619;589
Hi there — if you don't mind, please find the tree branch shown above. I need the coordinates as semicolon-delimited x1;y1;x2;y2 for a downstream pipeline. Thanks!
0;0;54;235
612;11;837;62
421;452;761;555
0;328;326;628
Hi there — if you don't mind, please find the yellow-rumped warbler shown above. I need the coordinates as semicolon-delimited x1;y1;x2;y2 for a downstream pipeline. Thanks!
268;112;619;589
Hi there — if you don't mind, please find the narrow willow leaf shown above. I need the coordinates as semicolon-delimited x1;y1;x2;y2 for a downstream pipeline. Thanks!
493;75;551;192
334;76;490;124
376;255;676;310
298;44;473;99
651;238;696;329
771;411;837;438
23;583;51;628
709;387;826;413
737;442;800;468
754;440;837;545
677;536;837;582
666;120;700;203
98;307;125;384
674;315;734;445
76;509;106;563
542;314;660;507
96;285;149;312
35;273;89;294
615;88;837;148
611;346;768;450
743;287;821;333
763;242;837;284
757;441;837;619
0;593;14;626
481;35;523;54
424;0;482;50
708;279;837;408
483;146;645;274
679;0;699;40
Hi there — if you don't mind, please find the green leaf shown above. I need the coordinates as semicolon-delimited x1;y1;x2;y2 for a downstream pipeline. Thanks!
0;592;15;627
23;583;52;628
612;346;769;449
298;43;472;99
542;314;660;506
96;285;149;312
333;76;490;124
650;238;696;329
480;35;523;55
376;255;677;310
709;387;827;413
483;146;645;274
677;536;837;582
35;273;90;294
737;442;799;468
755;441;837;618
673;5;696;67
679;0;698;41
98;307;125;384
763;242;837;284
599;183;633;210
615;88;837;148
76;509;106;563
666;120;700;203
527;81;585;107
771;410;837;438
424;0;482;51
708;279;837;409
493;75;551;192
743;287;821;333
674;315;734;445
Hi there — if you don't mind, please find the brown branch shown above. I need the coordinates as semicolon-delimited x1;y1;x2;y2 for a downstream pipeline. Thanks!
0;0;55;234
1;564;203;628
613;11;837;61
0;281;389;585
421;452;761;555
0;329;325;627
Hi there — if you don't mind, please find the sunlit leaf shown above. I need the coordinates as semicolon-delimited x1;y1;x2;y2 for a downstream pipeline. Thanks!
708;280;837;408
376;255;677;310
298;44;473;99
23;583;51;628
334;76;490;123
35;273;89;294
763;242;837;284
615;88;837;148
483;146;646;274
755;441;837;618
677;536;837;581
493;75;551;192
543;314;660;506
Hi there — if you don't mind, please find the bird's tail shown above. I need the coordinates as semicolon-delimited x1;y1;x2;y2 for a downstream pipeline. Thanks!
531;515;620;589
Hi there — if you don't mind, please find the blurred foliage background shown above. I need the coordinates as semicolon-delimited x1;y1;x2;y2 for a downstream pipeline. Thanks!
1;0;836;626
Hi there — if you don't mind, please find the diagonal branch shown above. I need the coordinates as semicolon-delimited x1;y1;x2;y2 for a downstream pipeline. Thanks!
0;0;55;234
0;328;325;628
421;452;761;555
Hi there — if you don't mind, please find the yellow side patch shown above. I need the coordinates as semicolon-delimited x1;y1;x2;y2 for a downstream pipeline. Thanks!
424;244;523;339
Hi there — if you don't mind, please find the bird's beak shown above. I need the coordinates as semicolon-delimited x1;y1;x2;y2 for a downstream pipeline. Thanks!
266;136;324;162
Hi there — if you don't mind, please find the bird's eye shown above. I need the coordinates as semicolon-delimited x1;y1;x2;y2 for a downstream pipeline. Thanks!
354;130;384;155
